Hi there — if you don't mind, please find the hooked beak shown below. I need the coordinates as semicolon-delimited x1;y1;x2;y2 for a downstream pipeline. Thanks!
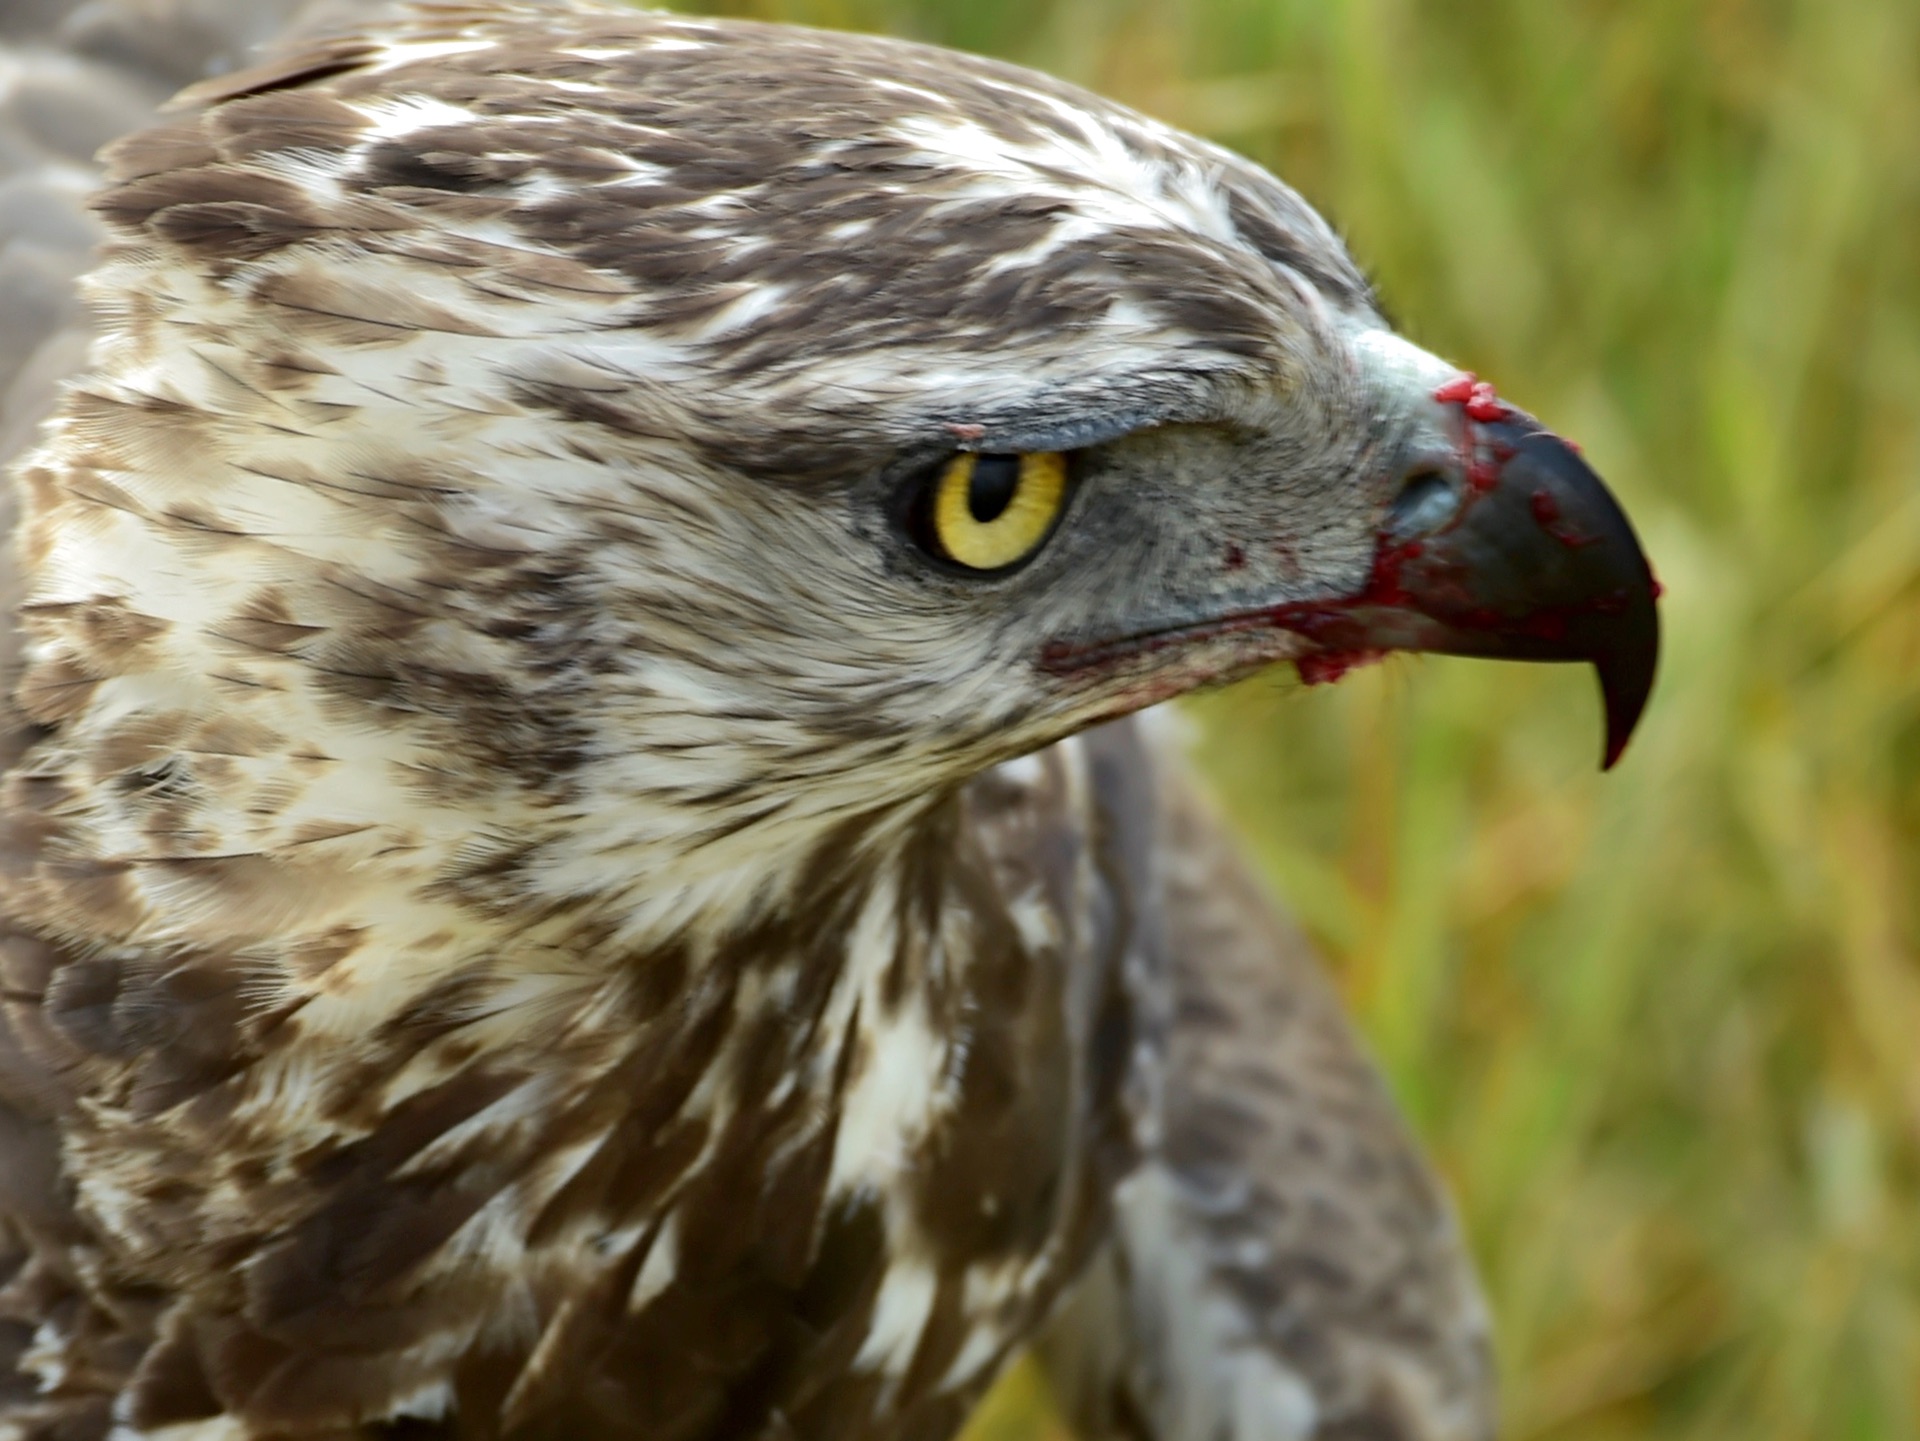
1275;398;1661;769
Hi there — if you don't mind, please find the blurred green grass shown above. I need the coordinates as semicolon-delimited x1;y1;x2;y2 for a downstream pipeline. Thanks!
669;0;1920;1435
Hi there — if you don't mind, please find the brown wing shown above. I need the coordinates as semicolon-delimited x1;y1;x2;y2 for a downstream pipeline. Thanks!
1033;729;1498;1441
0;8;378;1436
0;0;372;469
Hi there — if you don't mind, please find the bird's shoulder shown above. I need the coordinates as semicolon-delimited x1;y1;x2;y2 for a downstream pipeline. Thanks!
1038;729;1498;1440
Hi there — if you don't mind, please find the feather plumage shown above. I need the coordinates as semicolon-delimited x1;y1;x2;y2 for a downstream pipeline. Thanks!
0;5;1508;1439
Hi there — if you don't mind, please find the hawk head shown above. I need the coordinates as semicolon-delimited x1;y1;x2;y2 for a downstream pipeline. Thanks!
0;5;1658;1434
13;2;1657;971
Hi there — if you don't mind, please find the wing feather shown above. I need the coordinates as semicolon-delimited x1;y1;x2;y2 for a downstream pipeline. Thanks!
1036;733;1497;1441
0;9;369;1435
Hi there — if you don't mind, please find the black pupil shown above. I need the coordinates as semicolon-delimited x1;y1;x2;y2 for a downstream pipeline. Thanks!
967;454;1022;523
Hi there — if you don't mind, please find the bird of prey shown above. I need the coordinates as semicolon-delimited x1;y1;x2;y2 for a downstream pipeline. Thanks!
0;2;1659;1439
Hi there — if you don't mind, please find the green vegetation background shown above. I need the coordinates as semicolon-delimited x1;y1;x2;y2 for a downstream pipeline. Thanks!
668;0;1918;1435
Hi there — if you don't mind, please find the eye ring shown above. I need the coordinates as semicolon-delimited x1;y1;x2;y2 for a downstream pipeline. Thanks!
912;451;1072;573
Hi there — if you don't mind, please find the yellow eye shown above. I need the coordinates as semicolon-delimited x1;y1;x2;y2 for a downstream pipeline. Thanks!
929;451;1070;571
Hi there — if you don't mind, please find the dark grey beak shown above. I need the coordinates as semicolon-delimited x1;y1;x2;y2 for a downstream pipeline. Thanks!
1276;416;1661;769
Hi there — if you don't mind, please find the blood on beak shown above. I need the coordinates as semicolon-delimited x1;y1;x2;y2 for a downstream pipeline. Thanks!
1274;386;1661;770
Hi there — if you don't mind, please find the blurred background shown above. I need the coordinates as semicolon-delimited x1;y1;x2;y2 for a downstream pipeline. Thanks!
666;0;1920;1437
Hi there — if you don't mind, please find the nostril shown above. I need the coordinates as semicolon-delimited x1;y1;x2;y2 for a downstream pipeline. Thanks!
1386;467;1461;540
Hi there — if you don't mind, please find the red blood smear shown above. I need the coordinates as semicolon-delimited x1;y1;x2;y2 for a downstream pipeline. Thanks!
1295;650;1382;686
1435;373;1512;424
1359;539;1422;607
1530;486;1601;549
1651;578;1666;600
1223;542;1247;571
1465;386;1509;423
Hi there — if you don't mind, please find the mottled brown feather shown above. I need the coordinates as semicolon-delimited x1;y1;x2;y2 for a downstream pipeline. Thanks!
0;5;1495;1440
